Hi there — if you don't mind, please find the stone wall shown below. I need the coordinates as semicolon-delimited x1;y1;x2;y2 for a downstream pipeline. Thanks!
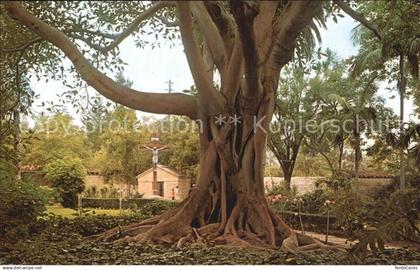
85;175;108;189
264;177;325;195
22;171;136;197
351;178;394;195
264;176;394;195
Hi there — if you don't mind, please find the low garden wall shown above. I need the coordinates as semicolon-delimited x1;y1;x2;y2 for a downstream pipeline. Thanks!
264;176;394;195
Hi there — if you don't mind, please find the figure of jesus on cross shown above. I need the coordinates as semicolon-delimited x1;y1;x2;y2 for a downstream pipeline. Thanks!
142;131;168;196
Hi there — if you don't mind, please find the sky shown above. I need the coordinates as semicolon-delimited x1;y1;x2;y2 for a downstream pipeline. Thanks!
28;12;417;126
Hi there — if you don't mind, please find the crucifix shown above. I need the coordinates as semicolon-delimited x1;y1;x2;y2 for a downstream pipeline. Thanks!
142;131;168;196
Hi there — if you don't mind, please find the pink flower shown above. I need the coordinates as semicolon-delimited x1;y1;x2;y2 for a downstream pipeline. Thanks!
324;199;335;206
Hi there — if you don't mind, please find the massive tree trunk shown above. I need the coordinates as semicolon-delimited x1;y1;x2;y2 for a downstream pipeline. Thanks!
4;1;344;252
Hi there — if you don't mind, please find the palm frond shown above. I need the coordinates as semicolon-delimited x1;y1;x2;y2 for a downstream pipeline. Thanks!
327;93;351;111
350;47;383;78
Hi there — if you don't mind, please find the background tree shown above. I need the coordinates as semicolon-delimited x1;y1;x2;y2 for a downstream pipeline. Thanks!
300;51;353;176
158;116;200;181
327;74;379;180
44;156;85;208
0;75;34;180
268;63;310;190
23;113;89;166
92;105;151;196
337;0;420;188
81;94;111;153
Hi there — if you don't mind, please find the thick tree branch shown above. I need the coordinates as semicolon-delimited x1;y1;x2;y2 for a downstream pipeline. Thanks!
191;2;227;74
177;2;224;115
271;1;322;71
254;1;284;68
202;41;215;81
204;2;236;60
334;0;382;40
203;2;239;102
222;34;243;105
230;1;261;99
4;2;198;119
254;1;280;56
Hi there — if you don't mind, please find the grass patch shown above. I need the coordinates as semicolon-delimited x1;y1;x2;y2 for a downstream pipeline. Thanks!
45;205;130;219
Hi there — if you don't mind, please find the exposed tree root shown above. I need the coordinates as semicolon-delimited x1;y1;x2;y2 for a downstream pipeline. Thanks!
89;203;346;254
281;233;346;254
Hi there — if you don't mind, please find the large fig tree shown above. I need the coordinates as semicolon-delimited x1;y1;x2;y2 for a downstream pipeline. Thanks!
2;1;359;252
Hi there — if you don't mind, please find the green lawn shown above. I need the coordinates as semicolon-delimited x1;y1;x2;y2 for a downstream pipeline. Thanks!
45;205;130;219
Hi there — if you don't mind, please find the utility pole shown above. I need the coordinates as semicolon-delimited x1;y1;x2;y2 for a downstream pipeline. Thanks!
142;132;168;196
166;80;173;94
166;80;174;122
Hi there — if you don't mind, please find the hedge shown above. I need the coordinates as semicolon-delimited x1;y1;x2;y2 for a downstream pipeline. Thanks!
80;197;178;210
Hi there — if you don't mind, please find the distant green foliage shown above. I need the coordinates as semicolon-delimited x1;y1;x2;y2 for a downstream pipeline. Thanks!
90;103;151;188
23;113;90;166
159;116;200;180
44;157;85;207
0;178;49;241
0;159;16;183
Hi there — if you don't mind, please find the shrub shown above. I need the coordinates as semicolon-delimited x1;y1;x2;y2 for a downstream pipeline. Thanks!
81;198;143;209
137;200;178;216
269;189;331;213
329;190;371;234
323;173;352;191
266;182;297;197
0;178;49;241
349;188;420;254
44;157;85;207
80;198;178;212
